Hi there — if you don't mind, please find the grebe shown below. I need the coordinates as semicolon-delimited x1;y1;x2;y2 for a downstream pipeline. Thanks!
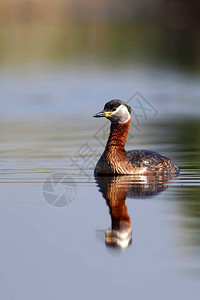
93;99;180;175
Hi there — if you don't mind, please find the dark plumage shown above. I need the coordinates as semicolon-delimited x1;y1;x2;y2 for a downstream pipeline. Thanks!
126;150;179;174
104;99;131;114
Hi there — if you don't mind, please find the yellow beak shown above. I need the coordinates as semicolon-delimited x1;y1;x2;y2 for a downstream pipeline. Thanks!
105;112;112;118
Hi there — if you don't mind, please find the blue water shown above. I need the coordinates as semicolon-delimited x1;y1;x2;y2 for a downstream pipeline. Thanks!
0;64;200;300
0;64;199;121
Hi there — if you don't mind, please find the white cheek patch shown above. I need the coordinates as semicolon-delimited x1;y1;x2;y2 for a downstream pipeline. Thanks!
111;105;131;123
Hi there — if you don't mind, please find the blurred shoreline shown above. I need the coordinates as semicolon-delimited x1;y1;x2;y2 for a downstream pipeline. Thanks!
0;0;199;70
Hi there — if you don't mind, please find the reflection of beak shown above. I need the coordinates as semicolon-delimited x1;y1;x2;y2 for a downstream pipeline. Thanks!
93;111;112;118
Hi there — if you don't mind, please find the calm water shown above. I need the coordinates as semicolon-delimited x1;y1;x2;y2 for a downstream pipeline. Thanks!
0;66;200;299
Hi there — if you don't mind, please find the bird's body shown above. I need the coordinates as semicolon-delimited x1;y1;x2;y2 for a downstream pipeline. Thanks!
93;100;180;175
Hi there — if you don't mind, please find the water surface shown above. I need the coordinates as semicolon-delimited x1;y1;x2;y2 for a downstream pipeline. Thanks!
0;66;200;300
1;118;200;299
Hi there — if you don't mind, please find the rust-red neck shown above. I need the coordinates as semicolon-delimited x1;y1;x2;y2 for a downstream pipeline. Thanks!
106;119;131;149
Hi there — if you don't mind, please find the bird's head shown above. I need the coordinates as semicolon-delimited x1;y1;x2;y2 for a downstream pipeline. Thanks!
93;99;131;124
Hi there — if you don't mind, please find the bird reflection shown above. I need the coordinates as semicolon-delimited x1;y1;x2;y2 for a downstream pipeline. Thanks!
95;174;177;250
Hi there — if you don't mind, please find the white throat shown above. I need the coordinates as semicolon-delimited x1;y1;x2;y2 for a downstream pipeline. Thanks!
110;105;131;123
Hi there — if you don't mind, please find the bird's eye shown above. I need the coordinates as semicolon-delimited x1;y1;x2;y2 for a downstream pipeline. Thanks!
112;108;116;112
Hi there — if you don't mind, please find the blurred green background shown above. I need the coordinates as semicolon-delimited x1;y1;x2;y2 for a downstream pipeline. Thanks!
0;0;199;69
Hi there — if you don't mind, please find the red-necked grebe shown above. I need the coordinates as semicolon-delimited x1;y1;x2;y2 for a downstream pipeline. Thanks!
93;99;180;175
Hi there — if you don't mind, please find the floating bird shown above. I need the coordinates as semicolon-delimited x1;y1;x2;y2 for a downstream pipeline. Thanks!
93;100;180;175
